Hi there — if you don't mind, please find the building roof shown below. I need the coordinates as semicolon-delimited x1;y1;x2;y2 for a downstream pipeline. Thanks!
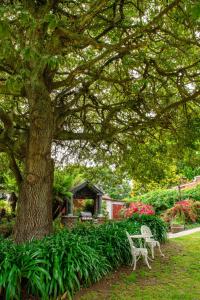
102;194;113;201
102;194;125;202
70;181;126;202
70;180;104;196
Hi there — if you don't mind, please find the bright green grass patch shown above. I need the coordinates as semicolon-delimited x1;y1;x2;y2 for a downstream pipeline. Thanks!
79;232;200;300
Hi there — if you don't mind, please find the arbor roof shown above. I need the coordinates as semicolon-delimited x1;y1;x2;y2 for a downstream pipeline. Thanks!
70;180;104;199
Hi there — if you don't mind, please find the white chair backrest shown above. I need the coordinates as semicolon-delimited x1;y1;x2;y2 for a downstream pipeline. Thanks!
141;225;153;238
126;231;136;249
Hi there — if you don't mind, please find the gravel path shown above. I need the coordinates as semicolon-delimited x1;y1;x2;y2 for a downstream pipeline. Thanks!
168;227;200;239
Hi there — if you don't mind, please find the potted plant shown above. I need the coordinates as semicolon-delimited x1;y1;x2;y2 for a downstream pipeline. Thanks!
170;215;185;233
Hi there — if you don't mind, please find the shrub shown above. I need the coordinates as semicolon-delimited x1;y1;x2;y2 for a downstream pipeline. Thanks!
72;221;135;268
128;214;167;243
122;202;155;218
0;231;110;300
182;185;200;201
192;201;200;222
0;200;14;238
0;216;167;299
127;189;179;213
0;200;11;214
163;199;200;224
0;221;14;237
127;184;200;213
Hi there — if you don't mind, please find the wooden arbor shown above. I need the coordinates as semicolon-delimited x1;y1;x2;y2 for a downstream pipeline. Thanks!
66;181;103;217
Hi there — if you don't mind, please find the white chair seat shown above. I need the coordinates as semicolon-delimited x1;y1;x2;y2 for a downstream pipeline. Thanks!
126;231;151;270
141;226;164;259
135;248;148;254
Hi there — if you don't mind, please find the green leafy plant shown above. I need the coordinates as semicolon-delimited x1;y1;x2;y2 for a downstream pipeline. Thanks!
0;200;11;214
128;214;168;243
2;174;18;193
0;222;14;238
192;201;200;222
0;216;167;299
53;170;74;198
171;215;185;225
163;199;200;224
127;185;200;213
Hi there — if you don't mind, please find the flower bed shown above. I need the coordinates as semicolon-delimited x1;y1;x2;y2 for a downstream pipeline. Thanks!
0;216;167;300
123;202;155;218
163;199;200;224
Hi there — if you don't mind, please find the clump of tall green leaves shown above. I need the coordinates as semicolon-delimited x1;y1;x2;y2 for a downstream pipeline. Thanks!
0;232;109;300
0;216;167;299
72;221;133;268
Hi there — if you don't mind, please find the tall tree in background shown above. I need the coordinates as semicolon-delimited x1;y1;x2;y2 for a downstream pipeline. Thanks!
0;0;200;242
62;164;132;199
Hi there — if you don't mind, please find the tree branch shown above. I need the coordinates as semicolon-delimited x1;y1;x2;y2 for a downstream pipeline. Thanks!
8;152;23;186
0;84;21;96
79;0;109;31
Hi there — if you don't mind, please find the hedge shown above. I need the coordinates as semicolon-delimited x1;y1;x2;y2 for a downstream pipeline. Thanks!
0;215;167;300
127;185;200;213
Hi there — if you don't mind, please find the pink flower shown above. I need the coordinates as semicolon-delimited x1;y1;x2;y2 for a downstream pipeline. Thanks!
124;202;155;217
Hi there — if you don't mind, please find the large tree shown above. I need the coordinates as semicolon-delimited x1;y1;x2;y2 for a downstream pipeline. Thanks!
0;0;200;242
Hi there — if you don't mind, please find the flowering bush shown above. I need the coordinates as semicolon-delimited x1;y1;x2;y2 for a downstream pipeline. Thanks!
163;199;200;224
176;199;191;207
126;184;200;213
123;202;155;218
193;201;200;219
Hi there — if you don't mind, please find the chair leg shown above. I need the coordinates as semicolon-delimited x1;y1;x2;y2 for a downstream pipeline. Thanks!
147;256;154;262
150;244;154;259
131;256;134;266
157;241;164;257
143;254;151;269
133;255;137;270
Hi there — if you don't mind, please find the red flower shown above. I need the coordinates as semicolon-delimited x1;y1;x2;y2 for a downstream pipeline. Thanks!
124;202;155;217
163;199;200;223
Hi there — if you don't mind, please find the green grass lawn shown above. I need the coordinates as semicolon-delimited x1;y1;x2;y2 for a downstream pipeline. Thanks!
75;232;200;300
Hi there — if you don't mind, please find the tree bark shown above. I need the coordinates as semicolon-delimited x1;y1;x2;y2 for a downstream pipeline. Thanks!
14;83;54;243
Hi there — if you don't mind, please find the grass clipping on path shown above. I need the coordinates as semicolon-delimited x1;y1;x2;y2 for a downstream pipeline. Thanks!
77;232;200;300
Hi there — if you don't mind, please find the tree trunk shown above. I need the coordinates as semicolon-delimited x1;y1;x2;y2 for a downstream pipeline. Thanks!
14;83;54;243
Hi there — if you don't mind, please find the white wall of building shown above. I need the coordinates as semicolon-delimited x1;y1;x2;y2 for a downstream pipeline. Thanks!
105;200;112;219
104;200;125;219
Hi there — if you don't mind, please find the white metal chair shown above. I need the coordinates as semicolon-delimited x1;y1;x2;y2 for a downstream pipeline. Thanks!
141;225;164;259
126;231;151;270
